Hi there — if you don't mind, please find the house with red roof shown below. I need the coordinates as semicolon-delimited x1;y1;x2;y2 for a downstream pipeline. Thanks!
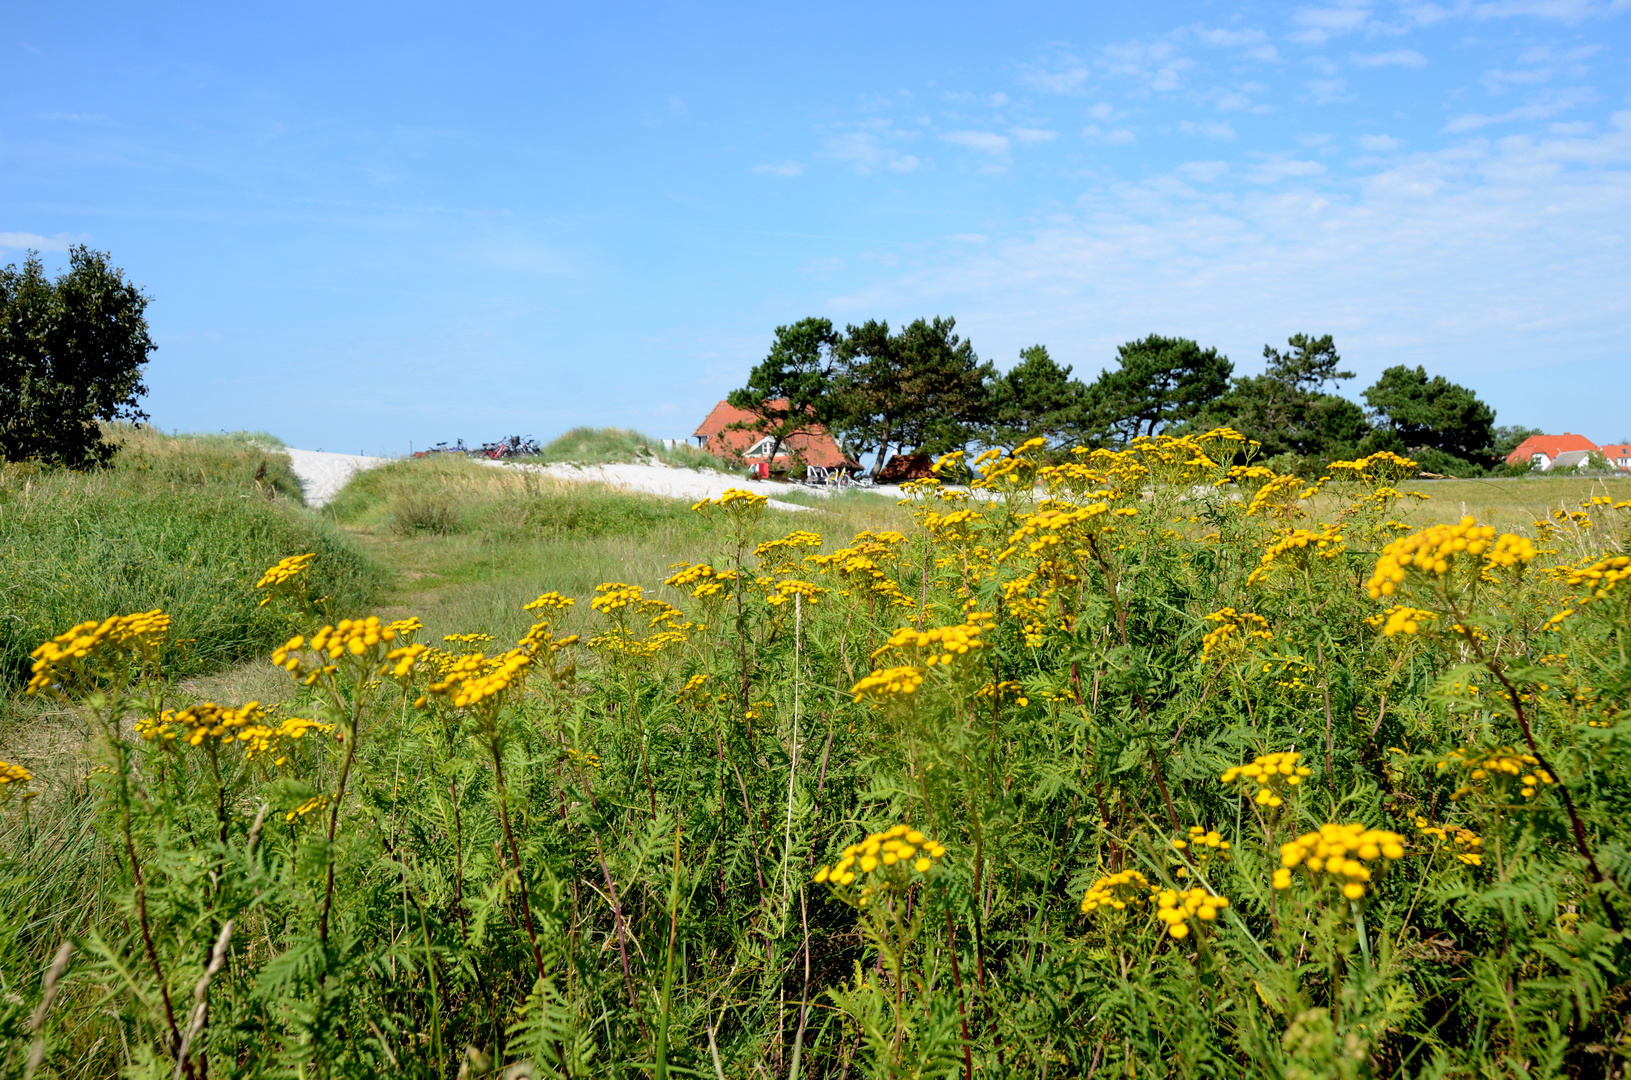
1601;444;1631;470
1505;433;1600;470
692;400;857;471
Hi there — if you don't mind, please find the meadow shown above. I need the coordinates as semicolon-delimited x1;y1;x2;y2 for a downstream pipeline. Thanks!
2;432;1629;1079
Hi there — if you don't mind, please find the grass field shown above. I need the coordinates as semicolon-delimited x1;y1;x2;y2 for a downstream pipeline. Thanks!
5;438;1630;1079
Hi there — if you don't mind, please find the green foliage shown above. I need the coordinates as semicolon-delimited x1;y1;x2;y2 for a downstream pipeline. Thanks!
1086;333;1234;441
1194;334;1369;468
981;344;1093;450
727;317;843;466
0;425;378;690
831;317;993;472
1362;364;1497;468
0;247;154;468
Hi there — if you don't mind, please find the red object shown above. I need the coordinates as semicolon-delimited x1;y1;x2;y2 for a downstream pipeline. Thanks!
1505;432;1598;466
751;462;770;479
691;399;857;469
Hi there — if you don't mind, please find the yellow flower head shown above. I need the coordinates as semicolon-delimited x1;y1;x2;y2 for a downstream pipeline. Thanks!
271;617;399;685
1221;750;1311;808
1079;869;1152;915
254;553;315;606
1201;608;1272;660
1153;886;1230;939
815;824;947;897
424;648;533;711
1365;516;1533;599
1438;747;1555;800
27;610;172;696
1274;823;1406;900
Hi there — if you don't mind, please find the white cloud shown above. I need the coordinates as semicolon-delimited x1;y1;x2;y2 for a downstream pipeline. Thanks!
1245;156;1327;183
752;161;804;177
1010;127;1058;144
1359;133;1404;150
942;130;1010;153
821;122;922;174
824;113;1631;420
948;233;989;243
1444;86;1595;131
1083;124;1137;144
0;232;71;252
1099;40;1193;92
1087;102;1124;121
1289;2;1372;44
1177;160;1231;181
1020;56;1089;94
1352;49;1428;68
1307;78;1352;103
1180;119;1238;141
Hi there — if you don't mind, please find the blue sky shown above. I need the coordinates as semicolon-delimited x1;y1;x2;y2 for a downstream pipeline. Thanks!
3;0;1628;453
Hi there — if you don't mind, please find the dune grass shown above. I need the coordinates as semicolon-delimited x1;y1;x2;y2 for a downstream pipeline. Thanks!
0;426;380;698
523;426;733;470
325;452;909;644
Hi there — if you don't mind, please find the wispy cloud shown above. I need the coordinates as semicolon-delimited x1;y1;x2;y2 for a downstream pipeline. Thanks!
0;232;72;252
942;130;1010;153
1352;49;1427;67
1306;78;1352;103
1099;40;1193;92
752;161;804;177
821;121;922;174
1358;133;1404;150
1245;155;1327;183
1176;160;1230;181
1289;2;1372;44
1444;86;1595;131
1180;119;1237;140
1009;127;1058;144
1082;124;1137;144
1019;54;1089;94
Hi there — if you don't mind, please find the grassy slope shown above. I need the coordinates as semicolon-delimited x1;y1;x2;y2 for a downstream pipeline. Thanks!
326;453;910;644
522;425;734;470
0;426;381;695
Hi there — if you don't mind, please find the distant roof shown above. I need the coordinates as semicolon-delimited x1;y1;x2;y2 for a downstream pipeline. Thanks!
1546;449;1594;471
1505;433;1598;465
1600;443;1631;459
692;400;856;469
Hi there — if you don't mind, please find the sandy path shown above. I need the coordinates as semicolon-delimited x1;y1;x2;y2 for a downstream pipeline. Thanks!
286;449;391;507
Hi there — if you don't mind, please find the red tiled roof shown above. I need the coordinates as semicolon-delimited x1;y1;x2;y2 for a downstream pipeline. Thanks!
692;400;856;469
1505;433;1598;465
1601;444;1631;463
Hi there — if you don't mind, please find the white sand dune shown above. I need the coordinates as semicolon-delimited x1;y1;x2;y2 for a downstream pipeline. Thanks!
285;449;906;512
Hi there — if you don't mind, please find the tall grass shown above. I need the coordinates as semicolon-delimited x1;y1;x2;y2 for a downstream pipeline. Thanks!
0;426;380;692
527;426;733;470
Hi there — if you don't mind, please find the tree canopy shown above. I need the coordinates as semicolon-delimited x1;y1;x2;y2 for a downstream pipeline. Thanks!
725;316;840;466
0;246;153;468
1085;335;1233;442
983;345;1092;450
1192;333;1368;462
1362;364;1496;467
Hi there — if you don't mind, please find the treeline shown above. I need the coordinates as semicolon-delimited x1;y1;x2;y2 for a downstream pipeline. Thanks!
731;316;1534;477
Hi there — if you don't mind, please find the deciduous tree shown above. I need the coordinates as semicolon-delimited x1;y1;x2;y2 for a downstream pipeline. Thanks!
0;246;152;468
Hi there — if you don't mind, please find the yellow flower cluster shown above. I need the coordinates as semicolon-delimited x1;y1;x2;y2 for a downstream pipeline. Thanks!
1375;605;1439;637
285;794;330;822
664;562;737;599
874;615;993;666
1201;609;1272;659
0;761;34;787
692;487;769;513
1154;887;1230;939
137;702;332;764
1002;503;1131;560
254;553;315;605
1364;517;1534;599
1247;526;1344;586
755;530;823;570
424;649;532;710
384;643;429;679
443;632;494;645
1274;824;1406;900
976;680;1029;706
523;591;575;614
1564;554;1631;602
26;610;171;695
765;579;826;607
272;617;400;685
1079;869;1151;914
1174;825;1231;867
814;825;947;886
1414;816;1483;866
1438;747;1555;799
851;665;925;702
1221;751;1311;807
591;583;644;613
566;747;602;769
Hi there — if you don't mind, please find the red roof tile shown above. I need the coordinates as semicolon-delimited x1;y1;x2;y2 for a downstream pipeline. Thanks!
692;400;856;469
1505;433;1599;465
